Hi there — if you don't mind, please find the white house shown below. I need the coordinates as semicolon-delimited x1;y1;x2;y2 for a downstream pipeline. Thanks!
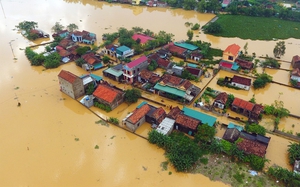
230;75;252;91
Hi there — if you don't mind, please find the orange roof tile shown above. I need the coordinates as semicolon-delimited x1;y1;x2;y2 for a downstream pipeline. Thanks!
224;44;240;56
58;70;79;83
93;84;122;103
127;104;151;124
232;98;254;111
175;114;200;130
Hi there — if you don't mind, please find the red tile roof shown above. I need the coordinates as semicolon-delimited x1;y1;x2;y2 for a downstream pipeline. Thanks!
132;34;154;44
235;58;253;69
175;114;200;130
162;74;182;86
152;107;166;120
126;56;148;69
237;138;267;157
252;104;264;115
181;80;192;90
166;43;187;55
127;104;151;124
186;67;201;76
224;44;240;56
214;92;228;104
93;84;123;103
292;68;300;77
139;69;153;80
58;70;78;83
59;38;74;49
231;75;252;86
167;106;181;119
157;58;171;68
82;53;100;65
57;48;71;57
232;98;254;111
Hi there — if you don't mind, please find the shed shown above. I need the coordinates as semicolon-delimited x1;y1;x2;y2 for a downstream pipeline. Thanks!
223;128;241;143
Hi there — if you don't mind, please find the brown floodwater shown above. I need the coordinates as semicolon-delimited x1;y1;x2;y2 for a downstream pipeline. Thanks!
1;0;299;186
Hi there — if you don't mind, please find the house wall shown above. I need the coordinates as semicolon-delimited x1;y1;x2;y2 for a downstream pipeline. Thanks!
96;93;124;110
174;123;197;136
230;82;250;90
58;77;84;99
123;60;148;83
125;116;146;131
213;101;225;109
223;52;237;63
73;78;85;99
292;61;300;69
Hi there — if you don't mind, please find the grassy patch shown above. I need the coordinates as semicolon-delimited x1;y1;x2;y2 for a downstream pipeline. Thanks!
214;15;300;40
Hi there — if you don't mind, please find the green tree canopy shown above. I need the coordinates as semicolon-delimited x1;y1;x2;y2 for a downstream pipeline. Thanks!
52;22;64;33
287;142;300;165
124;88;141;103
253;73;272;89
203;22;222;34
273;41;286;58
187;30;193;41
16;21;38;32
194;123;216;143
67;23;78;32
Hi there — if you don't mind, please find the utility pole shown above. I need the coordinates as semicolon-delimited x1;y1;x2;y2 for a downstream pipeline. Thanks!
9;40;16;59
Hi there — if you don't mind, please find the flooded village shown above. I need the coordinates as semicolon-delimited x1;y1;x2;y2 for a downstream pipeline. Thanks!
1;0;300;186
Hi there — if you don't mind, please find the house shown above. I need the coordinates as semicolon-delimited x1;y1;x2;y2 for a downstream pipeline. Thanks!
132;33;154;44
58;38;76;50
190;51;203;61
291;68;300;87
182;106;217;127
219;60;240;71
156;117;175;135
103;64;124;82
222;0;231;8
185;67;202;78
154;74;201;103
71;30;96;44
164;42;188;59
174;114;200;136
222;128;240;143
132;0;141;5
80;74;97;92
231;98;264;120
166;106;182;119
30;29;49;38
58;70;84;99
237;131;271;157
68;45;80;60
291;55;300;68
92;84;124;110
172;65;184;76
230;75;252;90
213;92;228;109
123;104;151;131
174;41;198;51
235;58;253;70
222;44;240;63
146;106;166;126
56;46;71;63
123;55;148;83
294;160;300;174
82;53;103;70
116;45;134;58
52;30;69;38
147;53;172;69
138;69;160;84
104;44;118;57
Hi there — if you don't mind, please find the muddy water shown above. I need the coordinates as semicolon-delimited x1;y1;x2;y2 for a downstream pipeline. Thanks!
1;0;300;185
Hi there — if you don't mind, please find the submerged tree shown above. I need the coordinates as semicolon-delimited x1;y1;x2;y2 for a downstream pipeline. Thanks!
66;23;78;32
187;30;194;41
16;21;38;32
124;88;141;103
273;41;286;58
52;22;64;33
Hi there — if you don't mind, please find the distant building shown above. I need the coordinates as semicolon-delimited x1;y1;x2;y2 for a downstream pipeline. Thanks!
213;92;228;109
174;114;200;136
116;45;134;58
132;33;154;44
231;98;264;120
103;64;124;82
172;65;184;76
230;75;252;90
156;117;175;135
222;44;240;63
58;70;84;99
291;55;300;69
123;104;151;131
71;30;96;44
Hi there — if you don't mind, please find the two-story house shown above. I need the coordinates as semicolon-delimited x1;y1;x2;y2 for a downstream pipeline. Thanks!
123;55;148;83
58;70;84;99
116;45;134;58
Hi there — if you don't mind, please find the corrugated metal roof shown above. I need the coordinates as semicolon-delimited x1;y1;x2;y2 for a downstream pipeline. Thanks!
174;42;198;51
154;83;186;97
156;117;175;135
182;106;216;127
104;68;123;77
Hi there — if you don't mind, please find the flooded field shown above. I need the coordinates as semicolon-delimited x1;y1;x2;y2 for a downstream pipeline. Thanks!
1;0;300;186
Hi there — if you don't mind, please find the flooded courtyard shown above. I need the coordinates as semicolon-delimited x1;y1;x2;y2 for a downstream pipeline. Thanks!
1;0;300;186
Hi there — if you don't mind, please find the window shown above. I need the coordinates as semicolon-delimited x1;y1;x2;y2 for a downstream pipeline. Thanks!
228;56;233;61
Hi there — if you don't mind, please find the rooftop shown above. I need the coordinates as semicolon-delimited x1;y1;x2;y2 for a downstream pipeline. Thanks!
223;128;240;143
154;83;186;97
224;44;240;56
166;43;187;55
117;45;131;52
167;106;182;119
152;107;166;120
228;123;244;132
232;98;254;111
185;67;202;76
291;68;300;77
93;84;123;103
132;33;154;44
175;114;200;130
58;70;79;84
174;42;198;51
232;75;252;86
214;92;228;104
127;104;151;124
182;106;217;127
292;55;300;63
156;117;175;135
237;138;267;157
125;55;148;69
104;67;123;77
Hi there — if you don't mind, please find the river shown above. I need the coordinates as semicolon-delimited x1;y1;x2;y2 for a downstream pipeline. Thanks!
0;0;299;186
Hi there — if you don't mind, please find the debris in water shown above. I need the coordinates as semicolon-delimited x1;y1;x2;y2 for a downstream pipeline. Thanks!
17;102;21;107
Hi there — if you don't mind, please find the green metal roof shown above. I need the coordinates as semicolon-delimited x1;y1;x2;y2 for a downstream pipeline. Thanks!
104;67;123;77
137;101;148;108
90;74;102;81
116;45;130;53
174;42;198;51
154;83;186;97
182;106;217;127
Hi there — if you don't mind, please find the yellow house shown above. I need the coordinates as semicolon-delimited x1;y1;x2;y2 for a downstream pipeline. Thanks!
222;44;240;63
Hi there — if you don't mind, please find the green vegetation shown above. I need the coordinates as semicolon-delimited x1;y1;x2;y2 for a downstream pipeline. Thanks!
124;88;141;103
108;117;119;125
253;73;273;89
260;58;281;69
86;83;95;95
202;22;222;34
147;60;158;71
95;119;109;127
75;58;85;67
74;138;79;141
287;142;300;165
217;78;242;90
187;30;193;40
102;56;110;64
51;22;64;33
191;23;200;30
66;23;78;32
181;69;198;81
273;41;286;58
264;100;290;130
245;123;266;136
213;15;300;40
76;46;91;56
290;79;298;87
194;123;216;143
16;21;38;32
267;165;300;187
44;52;61;69
94;145;99;149
94;101;112;112
25;47;60;68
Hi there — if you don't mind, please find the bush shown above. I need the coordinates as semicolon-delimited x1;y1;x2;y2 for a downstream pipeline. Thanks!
94;101;112;112
287;142;300;165
233;172;245;183
44;52;60;69
124;88;141;103
247;154;268;171
245;123;266;136
108;117;119;125
253;73;272;89
268;166;300;186
191;23;200;30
